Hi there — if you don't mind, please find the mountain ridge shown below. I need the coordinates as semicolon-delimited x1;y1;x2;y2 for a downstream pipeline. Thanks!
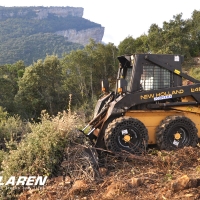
0;6;105;65
0;6;84;19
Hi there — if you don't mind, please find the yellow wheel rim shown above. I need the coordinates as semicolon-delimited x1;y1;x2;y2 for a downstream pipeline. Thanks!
124;135;131;142
174;132;181;140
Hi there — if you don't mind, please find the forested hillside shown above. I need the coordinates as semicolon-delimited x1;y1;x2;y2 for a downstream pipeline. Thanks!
0;6;103;65
0;33;82;65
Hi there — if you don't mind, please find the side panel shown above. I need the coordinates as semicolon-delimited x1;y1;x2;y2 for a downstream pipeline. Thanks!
125;110;200;144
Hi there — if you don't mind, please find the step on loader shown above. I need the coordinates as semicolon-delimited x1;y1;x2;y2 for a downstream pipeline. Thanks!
80;54;200;155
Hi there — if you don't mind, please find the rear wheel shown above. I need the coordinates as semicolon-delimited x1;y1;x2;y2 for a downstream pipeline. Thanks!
104;116;148;154
156;116;198;150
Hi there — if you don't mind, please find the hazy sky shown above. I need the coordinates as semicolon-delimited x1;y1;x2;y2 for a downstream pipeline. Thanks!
1;0;200;46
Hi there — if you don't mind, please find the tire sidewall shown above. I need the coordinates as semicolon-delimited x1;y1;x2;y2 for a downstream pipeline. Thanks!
105;117;148;154
159;116;198;150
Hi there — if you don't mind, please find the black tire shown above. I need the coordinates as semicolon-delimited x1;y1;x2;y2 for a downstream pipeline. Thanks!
156;116;198;150
104;116;148;154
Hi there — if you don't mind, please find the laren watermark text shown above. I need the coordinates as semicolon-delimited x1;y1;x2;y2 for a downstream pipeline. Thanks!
0;176;48;186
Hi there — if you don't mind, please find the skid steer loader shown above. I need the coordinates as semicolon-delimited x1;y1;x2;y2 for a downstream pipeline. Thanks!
80;54;200;154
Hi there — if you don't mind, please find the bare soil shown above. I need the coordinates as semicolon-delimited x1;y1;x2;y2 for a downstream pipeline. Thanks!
19;146;200;200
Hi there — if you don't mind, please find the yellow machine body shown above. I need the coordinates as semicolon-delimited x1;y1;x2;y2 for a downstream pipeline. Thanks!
125;107;200;144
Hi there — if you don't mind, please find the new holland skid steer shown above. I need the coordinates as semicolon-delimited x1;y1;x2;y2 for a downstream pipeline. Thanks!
81;54;200;154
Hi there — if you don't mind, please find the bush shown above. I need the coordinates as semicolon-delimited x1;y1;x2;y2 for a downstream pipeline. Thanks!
0;107;29;150
0;150;7;171
0;115;30;149
0;107;7;122
189;66;200;80
2;110;81;181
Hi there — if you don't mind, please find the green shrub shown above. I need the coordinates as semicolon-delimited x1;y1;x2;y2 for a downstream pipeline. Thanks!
0;115;29;150
189;66;200;80
2;110;80;181
0;106;7;122
0;150;7;171
0;107;29;151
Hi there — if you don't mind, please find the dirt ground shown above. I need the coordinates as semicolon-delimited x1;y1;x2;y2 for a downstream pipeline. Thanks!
19;146;200;200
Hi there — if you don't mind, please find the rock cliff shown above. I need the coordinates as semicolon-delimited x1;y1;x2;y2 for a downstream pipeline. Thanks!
56;27;105;46
34;7;83;19
0;6;83;19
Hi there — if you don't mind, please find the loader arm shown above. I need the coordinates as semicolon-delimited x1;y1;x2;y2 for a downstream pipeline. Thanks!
79;92;114;140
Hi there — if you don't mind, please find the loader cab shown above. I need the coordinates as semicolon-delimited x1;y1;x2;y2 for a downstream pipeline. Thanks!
117;54;183;93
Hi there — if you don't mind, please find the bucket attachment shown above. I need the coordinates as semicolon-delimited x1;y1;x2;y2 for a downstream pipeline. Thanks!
78;124;97;143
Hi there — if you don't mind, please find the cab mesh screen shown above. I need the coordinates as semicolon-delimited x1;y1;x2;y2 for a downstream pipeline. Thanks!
141;65;172;90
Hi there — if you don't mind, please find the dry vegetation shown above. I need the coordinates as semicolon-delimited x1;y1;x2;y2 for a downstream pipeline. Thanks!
18;144;200;200
1;109;200;200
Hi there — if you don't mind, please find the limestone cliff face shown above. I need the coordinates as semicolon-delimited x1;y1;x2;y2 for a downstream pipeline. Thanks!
0;6;83;19
55;27;104;46
34;7;83;19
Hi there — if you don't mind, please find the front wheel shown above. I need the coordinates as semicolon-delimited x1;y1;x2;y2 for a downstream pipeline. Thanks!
156;116;198;150
104;116;148;154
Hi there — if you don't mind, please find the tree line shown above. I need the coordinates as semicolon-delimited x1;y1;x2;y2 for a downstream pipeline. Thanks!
0;11;200;120
0;40;118;119
118;11;200;62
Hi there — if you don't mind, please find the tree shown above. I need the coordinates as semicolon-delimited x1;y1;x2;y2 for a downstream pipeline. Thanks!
148;24;164;53
62;40;118;112
118;36;136;55
134;34;149;53
0;61;25;113
118;34;149;55
161;14;191;57
188;10;200;57
15;55;64;119
85;40;118;95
